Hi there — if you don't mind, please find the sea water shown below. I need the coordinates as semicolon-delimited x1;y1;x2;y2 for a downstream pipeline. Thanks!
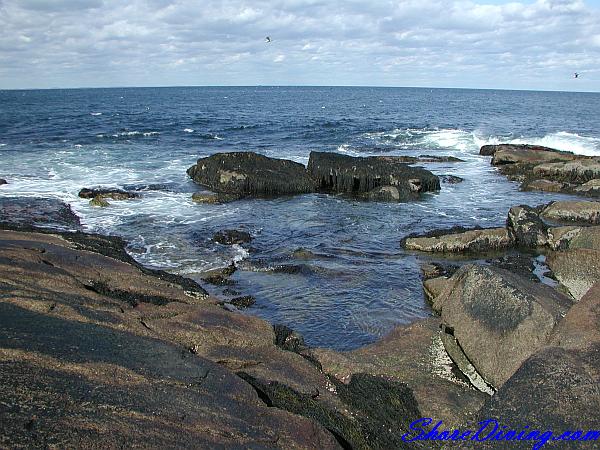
1;86;599;349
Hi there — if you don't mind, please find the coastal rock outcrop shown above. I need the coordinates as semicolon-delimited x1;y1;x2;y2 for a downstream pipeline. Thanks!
435;265;572;389
187;152;317;197
0;178;6;185
0;197;81;231
213;229;253;245
480;143;600;196
307;151;440;200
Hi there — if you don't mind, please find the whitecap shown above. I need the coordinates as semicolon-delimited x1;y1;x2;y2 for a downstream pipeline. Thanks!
90;112;102;116
184;128;194;133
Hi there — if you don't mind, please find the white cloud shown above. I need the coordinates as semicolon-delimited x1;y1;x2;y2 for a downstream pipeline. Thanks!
0;0;598;90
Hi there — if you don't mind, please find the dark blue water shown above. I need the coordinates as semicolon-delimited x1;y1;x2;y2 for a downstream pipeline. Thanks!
1;86;599;349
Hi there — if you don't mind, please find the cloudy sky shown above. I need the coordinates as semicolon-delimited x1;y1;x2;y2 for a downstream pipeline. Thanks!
0;0;599;91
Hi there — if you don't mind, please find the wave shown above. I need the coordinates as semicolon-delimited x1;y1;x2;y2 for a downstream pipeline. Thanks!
90;112;102;116
352;128;600;156
183;128;194;133
96;131;160;138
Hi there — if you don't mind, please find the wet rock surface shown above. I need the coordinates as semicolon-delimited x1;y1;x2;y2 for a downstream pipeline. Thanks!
187;151;317;197
308;151;440;200
78;187;139;200
506;204;548;248
213;229;253;245
0;197;81;231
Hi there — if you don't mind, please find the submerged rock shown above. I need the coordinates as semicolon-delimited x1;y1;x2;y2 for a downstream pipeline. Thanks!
191;191;240;204
439;174;464;184
403;227;513;253
213;229;252;245
230;295;256;309
187;151;317;197
90;196;110;207
307;151;440;200
435;265;572;389
78;187;138;200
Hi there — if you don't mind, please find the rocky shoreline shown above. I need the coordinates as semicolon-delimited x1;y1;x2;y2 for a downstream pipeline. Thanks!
1;144;599;449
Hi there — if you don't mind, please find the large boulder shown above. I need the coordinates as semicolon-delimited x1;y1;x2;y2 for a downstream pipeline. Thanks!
551;282;600;350
187;152;317;197
546;248;600;301
464;344;600;450
0;178;6;185
486;144;576;165
435;265;572;389
403;227;513;253
307;152;440;200
540;200;600;225
506;205;547;247
547;225;600;251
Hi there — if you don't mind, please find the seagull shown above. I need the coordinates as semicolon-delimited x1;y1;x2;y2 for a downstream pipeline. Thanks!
265;36;271;43
574;72;579;78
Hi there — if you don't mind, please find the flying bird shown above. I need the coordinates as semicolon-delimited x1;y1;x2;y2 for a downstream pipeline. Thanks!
265;36;271;43
574;72;579;78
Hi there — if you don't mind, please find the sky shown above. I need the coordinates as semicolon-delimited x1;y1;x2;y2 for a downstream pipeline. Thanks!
0;0;599;91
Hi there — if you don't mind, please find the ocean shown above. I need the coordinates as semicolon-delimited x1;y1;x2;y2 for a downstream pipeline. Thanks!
1;86;599;350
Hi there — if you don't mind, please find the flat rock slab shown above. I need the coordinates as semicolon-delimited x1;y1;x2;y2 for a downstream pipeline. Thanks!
541;200;600;225
436;265;572;389
0;229;342;448
187;152;317;196
403;227;513;253
0;197;81;231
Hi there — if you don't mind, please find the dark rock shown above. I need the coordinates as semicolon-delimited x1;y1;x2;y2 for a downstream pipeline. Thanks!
78;187;138;200
274;324;306;353
213;229;252;245
187;151;317;196
522;178;566;192
200;263;237;285
439;174;464;184
230;295;256;309
237;372;429;450
436;265;572;388
0;197;81;231
314;318;488;428
307;151;440;200
0;178;6;185
420;261;461;280
506;205;548;248
486;252;539;283
533;158;600;184
468;345;600;450
417;154;465;162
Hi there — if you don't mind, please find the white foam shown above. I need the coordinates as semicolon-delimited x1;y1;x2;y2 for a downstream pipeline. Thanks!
90;112;102;116
183;128;194;133
508;132;600;156
0;144;6;147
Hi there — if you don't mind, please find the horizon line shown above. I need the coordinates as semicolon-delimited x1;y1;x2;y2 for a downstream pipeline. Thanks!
0;83;598;95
